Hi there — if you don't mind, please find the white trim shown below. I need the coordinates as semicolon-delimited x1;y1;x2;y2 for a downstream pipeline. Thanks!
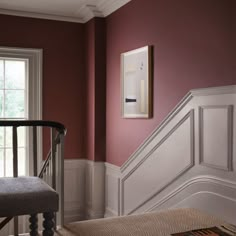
64;205;85;223
146;175;236;211
61;85;236;222
98;0;131;17
120;110;195;215
86;159;106;167
65;158;87;168
85;161;105;219
105;162;120;176
191;85;236;96
104;207;119;218
199;105;233;171
0;46;42;119
105;162;121;217
121;85;236;172
64;159;107;222
0;0;132;23
0;47;42;234
121;110;194;182
104;84;236;221
0;8;84;23
64;159;87;223
0;46;43;175
121;92;193;172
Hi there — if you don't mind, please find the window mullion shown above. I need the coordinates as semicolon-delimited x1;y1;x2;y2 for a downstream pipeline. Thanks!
3;59;6;176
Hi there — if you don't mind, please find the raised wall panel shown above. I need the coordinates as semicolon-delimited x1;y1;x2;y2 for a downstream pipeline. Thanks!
85;162;93;216
86;161;105;219
64;159;87;223
121;110;194;215
199;105;233;171
104;85;236;225
148;176;236;225
175;192;236;225
64;160;106;222
105;163;121;217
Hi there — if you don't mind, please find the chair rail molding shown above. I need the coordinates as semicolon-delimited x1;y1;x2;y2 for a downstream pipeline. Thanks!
105;84;236;223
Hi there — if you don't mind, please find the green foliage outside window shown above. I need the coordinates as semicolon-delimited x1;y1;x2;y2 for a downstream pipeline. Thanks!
0;59;26;177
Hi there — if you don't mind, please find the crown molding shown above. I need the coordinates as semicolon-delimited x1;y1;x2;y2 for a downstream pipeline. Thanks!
0;0;132;23
0;8;84;23
79;4;104;23
98;0;131;17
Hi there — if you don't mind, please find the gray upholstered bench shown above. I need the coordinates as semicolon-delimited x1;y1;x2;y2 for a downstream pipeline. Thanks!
0;176;58;236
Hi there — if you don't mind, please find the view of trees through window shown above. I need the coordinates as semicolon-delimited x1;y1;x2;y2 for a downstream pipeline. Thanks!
0;58;27;177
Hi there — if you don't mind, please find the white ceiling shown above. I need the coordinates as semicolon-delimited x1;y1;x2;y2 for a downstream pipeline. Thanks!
0;0;131;23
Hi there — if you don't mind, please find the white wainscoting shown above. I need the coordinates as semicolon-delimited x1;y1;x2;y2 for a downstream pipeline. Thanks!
105;85;236;225
85;161;105;219
199;105;233;171
105;163;120;217
64;159;105;222
121;110;194;215
2;85;235;234
0;159;104;235
64;159;87;223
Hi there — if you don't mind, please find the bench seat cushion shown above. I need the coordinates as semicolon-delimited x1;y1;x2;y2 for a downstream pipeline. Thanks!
0;176;58;217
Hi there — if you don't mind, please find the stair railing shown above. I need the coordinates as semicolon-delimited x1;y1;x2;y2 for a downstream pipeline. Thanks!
0;120;66;235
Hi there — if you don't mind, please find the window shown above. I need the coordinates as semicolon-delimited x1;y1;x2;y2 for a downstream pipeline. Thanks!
0;58;27;176
0;47;42;177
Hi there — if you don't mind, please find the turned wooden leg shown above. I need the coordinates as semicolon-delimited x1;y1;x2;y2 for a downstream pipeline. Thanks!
29;214;38;236
43;212;55;236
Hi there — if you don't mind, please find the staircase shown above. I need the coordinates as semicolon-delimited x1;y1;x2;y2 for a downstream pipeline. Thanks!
105;85;236;225
0;120;66;235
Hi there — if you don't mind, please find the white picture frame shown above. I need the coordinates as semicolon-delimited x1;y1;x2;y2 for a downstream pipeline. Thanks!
121;45;152;118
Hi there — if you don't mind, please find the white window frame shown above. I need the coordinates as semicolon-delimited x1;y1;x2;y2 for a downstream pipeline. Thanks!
0;46;42;175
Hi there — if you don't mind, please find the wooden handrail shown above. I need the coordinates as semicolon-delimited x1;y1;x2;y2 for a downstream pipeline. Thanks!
0;120;66;135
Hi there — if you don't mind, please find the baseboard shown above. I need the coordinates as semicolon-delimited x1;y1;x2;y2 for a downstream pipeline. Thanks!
64;206;85;223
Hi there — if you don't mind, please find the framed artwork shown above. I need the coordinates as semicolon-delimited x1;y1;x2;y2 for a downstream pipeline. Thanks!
121;45;152;118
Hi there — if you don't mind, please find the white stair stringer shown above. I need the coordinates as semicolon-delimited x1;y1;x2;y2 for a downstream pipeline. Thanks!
147;175;236;225
105;85;236;224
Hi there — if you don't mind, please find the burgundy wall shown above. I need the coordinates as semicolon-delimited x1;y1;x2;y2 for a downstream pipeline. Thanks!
0;14;86;159
106;0;234;166
0;0;233;164
94;18;106;162
85;18;106;161
85;19;95;161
